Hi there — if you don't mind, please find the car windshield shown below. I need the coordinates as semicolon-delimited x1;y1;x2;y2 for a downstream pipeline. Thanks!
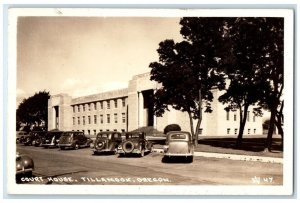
97;134;112;139
170;134;187;140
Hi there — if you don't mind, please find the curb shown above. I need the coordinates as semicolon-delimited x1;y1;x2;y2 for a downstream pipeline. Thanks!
152;149;283;164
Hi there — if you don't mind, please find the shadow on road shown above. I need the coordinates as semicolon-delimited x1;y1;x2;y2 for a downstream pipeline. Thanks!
161;156;193;164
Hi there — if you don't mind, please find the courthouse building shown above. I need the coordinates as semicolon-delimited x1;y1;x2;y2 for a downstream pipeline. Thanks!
48;72;263;136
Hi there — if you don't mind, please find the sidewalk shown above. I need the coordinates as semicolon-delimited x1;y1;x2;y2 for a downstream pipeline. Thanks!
152;148;283;164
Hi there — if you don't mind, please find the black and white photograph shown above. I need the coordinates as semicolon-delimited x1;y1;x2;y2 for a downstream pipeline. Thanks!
6;8;294;195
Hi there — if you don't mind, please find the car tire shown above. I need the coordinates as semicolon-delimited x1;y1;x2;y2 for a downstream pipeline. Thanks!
122;141;134;153
74;143;79;150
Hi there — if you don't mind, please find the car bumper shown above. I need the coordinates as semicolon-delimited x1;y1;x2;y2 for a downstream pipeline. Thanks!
16;168;33;175
164;152;193;157
92;148;114;152
58;143;73;147
42;143;56;147
117;149;142;154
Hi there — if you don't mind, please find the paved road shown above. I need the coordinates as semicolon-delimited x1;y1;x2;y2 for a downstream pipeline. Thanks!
16;145;283;185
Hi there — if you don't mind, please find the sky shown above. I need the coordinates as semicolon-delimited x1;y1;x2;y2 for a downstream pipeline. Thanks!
17;17;183;103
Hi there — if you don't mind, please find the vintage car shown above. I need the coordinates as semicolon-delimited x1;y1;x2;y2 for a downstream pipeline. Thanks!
163;131;194;163
58;131;92;150
16;131;27;144
117;132;153;157
23;131;47;146
41;130;64;148
91;131;122;155
16;152;34;177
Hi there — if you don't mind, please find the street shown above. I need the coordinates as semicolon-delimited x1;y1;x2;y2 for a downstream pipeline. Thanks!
16;145;283;185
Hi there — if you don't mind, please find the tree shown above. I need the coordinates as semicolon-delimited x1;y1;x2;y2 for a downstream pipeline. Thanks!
218;18;283;150
16;91;50;130
149;18;226;145
218;18;270;147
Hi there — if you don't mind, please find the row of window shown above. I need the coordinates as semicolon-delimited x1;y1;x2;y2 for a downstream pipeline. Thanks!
227;128;257;135
74;129;126;135
72;113;126;125
226;111;256;122
72;98;126;113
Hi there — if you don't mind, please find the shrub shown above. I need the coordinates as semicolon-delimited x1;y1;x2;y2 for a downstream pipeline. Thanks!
163;124;181;134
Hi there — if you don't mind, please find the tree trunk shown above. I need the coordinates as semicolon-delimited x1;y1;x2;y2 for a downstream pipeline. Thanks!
188;111;195;142
276;101;284;146
236;104;249;148
265;107;276;152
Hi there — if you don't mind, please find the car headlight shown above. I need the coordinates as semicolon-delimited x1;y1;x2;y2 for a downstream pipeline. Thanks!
163;145;169;152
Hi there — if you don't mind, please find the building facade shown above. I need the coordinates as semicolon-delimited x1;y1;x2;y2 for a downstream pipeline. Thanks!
48;72;263;136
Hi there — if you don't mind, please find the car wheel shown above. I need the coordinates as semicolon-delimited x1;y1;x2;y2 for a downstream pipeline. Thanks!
74;144;79;150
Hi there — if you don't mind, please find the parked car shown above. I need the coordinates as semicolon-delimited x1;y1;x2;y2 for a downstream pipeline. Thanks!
23;131;47;146
16;131;27;144
16;152;34;177
91;131;122;155
117;132;153;157
163;131;194;163
32;131;47;147
41;130;64;148
58;131;92;150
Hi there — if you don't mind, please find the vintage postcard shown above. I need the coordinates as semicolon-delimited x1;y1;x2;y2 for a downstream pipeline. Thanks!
6;8;294;195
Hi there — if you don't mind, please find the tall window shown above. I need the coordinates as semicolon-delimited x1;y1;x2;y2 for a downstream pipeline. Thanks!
78;117;80;125
254;129;256;134
83;104;86;112
73;106;75;113
107;101;110;109
227;128;230;134
247;111;250;121
94;115;97;124
73;117;75;125
88;130;90;135
226;110;230;121
107;114;110;123
100;115;103;124
83;116;85;125
78;105;80;112
114;99;118;108
94;102;97;110
93;130;96;135
100;102;103;109
114;113;118;123
88;103;91;111
199;128;203;135
248;129;250;134
234;114;237;121
88;116;91;124
122;98;126;107
122;113;126;123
